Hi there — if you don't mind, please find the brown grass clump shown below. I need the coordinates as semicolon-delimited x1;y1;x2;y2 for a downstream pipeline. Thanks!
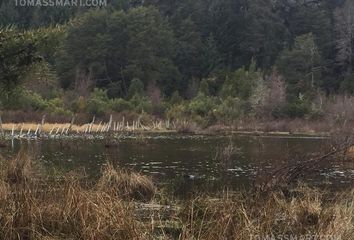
4;151;37;185
35;184;143;240
179;187;354;240
97;163;156;202
174;120;200;133
0;153;150;240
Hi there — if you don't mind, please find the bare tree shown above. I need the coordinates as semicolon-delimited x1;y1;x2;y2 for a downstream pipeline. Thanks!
147;82;162;106
75;69;93;98
259;71;287;117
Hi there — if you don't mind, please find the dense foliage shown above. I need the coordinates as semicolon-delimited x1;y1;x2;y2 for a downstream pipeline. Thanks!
1;0;354;124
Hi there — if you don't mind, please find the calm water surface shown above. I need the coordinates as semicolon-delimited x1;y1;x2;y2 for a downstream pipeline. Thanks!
1;134;353;193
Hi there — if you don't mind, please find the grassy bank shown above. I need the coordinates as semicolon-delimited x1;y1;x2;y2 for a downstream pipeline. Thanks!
0;118;348;137
1;122;176;135
0;153;353;240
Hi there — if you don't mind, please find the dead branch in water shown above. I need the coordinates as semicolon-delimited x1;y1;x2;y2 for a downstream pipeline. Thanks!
257;137;354;192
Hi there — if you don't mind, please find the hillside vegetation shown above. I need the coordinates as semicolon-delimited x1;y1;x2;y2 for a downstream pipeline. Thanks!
1;0;354;130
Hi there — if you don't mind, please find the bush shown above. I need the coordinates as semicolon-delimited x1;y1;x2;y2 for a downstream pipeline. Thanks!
340;75;354;95
220;62;261;100
214;97;244;123
165;94;219;126
22;91;48;111
169;91;183;105
86;88;111;116
280;100;311;118
129;94;152;113
110;98;134;112
81;88;156;115
128;78;144;99
18;92;72;116
166;103;187;120
72;96;87;113
45;98;72;116
187;94;218;117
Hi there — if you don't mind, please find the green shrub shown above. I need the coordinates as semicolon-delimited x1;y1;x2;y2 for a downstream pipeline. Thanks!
169;91;183;105
110;98;134;112
166;103;187;120
130;94;152;113
72;96;87;113
19;92;72;116
280;100;311;118
45;98;72;116
128;78;145;99
340;75;354;95
199;79;210;95
220;62;262;100
86;88;111;115
22;91;48;111
187;94;218;117
166;94;219;126
49;106;72;116
214;97;244;123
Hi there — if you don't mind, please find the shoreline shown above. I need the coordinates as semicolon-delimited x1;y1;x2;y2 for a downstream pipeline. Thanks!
0;122;331;138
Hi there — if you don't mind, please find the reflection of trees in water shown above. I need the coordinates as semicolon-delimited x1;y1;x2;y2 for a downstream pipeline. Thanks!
253;136;354;193
6;135;353;194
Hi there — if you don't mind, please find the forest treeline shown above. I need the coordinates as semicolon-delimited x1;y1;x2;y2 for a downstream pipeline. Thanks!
1;0;354;127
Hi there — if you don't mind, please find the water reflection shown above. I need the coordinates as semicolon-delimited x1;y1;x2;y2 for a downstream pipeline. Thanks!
0;134;353;193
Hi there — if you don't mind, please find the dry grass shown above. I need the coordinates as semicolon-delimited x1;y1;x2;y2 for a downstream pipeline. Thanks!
180;187;354;240
1;122;174;135
174;120;200;133
97;163;156;202
2;117;354;136
213;139;242;169
2;123;104;134
0;153;352;240
0;154;151;240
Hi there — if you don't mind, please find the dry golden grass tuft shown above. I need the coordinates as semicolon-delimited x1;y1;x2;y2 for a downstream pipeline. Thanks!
5;151;34;185
0;153;150;240
179;187;354;240
2;123;100;134
97;163;156;202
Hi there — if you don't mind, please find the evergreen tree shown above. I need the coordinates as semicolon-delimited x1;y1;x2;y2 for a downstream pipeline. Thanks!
276;33;322;100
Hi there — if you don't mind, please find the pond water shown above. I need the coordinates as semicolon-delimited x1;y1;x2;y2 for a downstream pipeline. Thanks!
1;134;354;194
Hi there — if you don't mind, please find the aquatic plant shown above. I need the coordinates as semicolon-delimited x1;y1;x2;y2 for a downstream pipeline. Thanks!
213;139;242;169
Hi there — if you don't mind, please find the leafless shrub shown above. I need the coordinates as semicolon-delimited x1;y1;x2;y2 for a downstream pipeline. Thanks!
74;69;93;98
260;71;287;118
175;120;199;133
147;82;162;107
324;95;354;124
